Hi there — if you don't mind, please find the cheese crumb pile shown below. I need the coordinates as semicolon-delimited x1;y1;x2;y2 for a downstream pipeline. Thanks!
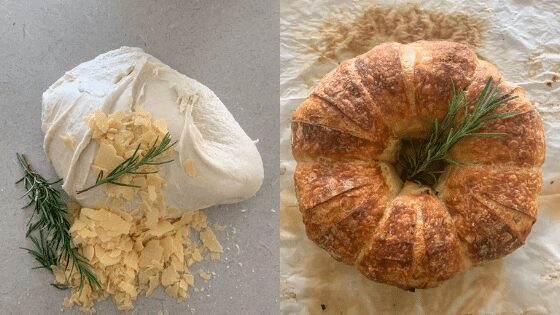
53;108;223;312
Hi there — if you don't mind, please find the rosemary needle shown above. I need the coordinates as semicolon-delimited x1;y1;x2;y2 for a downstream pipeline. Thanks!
16;153;99;293
398;77;519;186
76;132;177;194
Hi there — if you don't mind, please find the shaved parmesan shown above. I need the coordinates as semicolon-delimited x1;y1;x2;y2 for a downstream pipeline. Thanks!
200;229;223;253
60;133;75;151
183;159;196;177
92;142;124;172
57;107;223;312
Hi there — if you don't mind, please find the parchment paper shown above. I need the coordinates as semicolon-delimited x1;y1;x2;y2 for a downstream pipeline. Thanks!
280;1;560;314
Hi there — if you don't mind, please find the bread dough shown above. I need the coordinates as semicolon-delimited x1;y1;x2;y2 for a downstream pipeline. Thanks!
42;47;263;214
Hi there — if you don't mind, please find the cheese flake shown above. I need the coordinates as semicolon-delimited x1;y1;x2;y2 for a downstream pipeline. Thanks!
200;228;223;253
153;119;168;134
94;110;109;133
60;133;75;151
149;220;174;237
93;142;124;172
199;270;211;281
81;208;131;234
183;159;196;177
161;264;178;286
139;239;163;268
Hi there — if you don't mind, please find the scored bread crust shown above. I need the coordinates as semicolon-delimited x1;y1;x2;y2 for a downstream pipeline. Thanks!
291;41;545;289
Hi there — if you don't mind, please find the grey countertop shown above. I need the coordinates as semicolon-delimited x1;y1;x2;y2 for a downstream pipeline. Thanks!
0;1;279;314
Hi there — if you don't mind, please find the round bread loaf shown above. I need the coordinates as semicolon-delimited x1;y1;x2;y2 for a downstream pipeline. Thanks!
291;41;545;289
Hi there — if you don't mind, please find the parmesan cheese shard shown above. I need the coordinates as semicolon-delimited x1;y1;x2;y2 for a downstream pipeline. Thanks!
95;244;121;266
92;142;124;172
149;220;174;237
83;244;94;261
55;108;224;312
94;110;109;133
199;270;211;281
162;265;178;286
153;119;168;134
139;240;164;268
81;208;131;234
183;159;196;177
148;185;157;201
183;273;195;286
200;228;223;253
60;133;75;151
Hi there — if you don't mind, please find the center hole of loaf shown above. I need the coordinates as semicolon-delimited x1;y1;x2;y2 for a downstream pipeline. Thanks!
396;138;448;188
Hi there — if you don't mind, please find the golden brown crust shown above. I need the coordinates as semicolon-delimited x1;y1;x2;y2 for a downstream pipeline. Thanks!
438;165;541;264
448;63;546;167
292;96;396;162
313;185;389;264
292;95;380;141
356;186;465;289
294;161;392;263
294;161;376;211
313;60;375;130
291;121;388;162
291;40;545;289
355;43;412;129
410;41;478;122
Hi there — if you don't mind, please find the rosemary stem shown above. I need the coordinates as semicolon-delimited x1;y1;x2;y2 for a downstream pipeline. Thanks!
76;132;176;194
75;185;98;195
16;153;100;292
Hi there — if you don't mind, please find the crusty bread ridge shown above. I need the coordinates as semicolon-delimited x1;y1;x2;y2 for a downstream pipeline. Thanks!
291;41;545;289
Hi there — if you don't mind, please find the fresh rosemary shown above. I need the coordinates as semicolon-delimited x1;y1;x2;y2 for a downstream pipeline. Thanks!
398;77;518;186
76;132;177;194
16;153;100;292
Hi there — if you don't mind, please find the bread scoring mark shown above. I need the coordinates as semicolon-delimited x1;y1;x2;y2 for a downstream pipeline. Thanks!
355;43;411;128
294;161;391;259
440;164;540;263
313;60;374;130
451;196;523;263
356;188;465;289
411;41;478;122
420;198;465;282
293;161;377;211
302;185;370;241
292;95;393;151
291;121;388;161
318;167;392;263
356;199;416;289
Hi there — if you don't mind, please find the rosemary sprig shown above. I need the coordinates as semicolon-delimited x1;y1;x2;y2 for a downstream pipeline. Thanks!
16;153;100;292
76;132;177;194
399;77;519;186
21;230;58;271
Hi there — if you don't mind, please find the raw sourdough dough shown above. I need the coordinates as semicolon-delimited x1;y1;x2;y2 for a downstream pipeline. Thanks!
42;47;263;214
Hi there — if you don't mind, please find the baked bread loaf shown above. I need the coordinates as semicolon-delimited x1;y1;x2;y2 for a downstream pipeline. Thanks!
291;41;545;289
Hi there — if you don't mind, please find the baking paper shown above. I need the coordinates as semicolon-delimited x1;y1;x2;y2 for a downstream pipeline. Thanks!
280;1;560;314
